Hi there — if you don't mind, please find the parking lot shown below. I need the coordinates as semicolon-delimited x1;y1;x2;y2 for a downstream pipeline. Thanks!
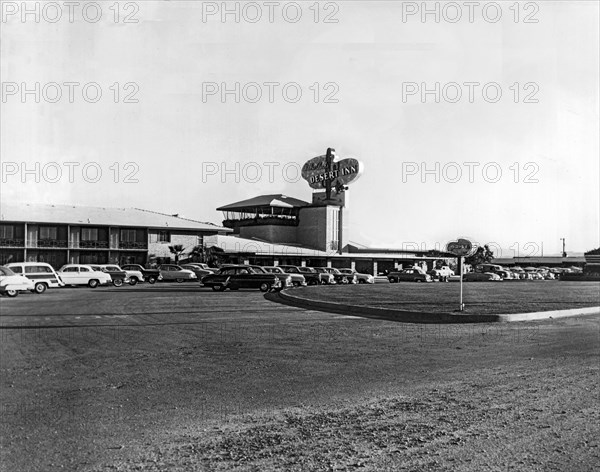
1;284;599;471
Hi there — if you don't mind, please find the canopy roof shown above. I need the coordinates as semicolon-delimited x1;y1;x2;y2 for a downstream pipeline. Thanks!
217;194;310;212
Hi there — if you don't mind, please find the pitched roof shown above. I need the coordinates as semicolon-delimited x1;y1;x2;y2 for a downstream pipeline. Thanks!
217;194;310;211
0;202;231;232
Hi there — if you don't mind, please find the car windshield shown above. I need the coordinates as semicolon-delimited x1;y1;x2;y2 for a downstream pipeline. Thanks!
250;267;267;273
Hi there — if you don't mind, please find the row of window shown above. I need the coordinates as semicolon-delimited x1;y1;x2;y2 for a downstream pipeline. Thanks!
0;225;162;242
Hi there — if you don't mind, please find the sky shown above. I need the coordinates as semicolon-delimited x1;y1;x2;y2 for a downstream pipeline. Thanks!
1;1;598;257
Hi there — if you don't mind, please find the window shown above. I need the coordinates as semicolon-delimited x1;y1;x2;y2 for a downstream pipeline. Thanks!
158;231;170;243
82;228;98;241
0;225;14;239
63;267;78;273
120;229;137;242
80;267;90;272
25;266;52;274
10;266;23;274
40;226;57;239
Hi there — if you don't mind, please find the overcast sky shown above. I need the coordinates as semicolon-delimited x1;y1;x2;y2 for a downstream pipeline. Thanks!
1;1;598;256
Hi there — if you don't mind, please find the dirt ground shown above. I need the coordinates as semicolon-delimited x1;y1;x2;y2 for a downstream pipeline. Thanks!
0;285;598;471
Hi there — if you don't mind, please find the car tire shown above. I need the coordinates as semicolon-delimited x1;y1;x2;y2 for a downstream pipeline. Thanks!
415;279;422;283
88;279;99;288
113;279;124;287
129;277;138;286
358;279;365;284
308;279;318;286
218;284;227;292
389;277;398;283
5;289;18;297
341;278;348;284
175;278;184;284
211;285;220;291
34;283;47;294
147;277;157;284
259;282;271;292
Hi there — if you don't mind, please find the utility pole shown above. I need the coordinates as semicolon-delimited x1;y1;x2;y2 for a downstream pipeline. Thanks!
560;238;566;258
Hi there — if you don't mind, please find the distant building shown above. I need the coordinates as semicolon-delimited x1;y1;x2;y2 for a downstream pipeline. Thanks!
0;203;231;268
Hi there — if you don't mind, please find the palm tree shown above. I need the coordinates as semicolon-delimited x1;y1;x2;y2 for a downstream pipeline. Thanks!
168;244;186;264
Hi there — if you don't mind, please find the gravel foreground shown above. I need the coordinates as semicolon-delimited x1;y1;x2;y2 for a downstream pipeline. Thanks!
96;361;598;472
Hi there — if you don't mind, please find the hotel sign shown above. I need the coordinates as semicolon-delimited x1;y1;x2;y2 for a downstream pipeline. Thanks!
301;148;362;197
446;238;473;256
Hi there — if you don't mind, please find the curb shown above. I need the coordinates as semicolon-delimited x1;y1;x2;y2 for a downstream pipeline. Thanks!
266;289;600;324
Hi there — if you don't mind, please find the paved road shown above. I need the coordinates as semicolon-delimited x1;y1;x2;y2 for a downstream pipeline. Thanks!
1;284;598;471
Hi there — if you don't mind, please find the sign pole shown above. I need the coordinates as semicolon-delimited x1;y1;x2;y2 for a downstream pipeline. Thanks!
459;256;464;312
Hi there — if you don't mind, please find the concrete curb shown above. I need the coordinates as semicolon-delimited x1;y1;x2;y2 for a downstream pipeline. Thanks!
266;289;600;324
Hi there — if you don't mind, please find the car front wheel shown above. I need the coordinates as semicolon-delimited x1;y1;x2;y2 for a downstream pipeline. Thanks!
259;282;271;292
147;276;157;284
129;277;138;286
5;289;18;297
88;279;99;288
175;278;184;283
113;279;123;287
34;283;47;294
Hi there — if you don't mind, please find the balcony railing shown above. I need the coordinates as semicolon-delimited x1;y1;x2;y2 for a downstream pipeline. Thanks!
119;241;148;250
34;239;68;248
0;239;25;248
79;240;109;249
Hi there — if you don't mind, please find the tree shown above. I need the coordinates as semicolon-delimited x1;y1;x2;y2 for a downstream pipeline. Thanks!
464;245;495;266
189;244;225;267
168;244;186;264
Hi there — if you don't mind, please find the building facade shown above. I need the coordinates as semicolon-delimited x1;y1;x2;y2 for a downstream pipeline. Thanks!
0;203;231;268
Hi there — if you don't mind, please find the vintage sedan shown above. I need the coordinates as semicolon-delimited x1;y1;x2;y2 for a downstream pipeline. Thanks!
89;265;129;287
338;268;374;284
121;264;162;284
201;266;281;292
321;267;356;284
58;264;112;288
387;268;432;283
263;266;306;287
0;266;35;297
279;266;320;286
463;272;502;282
249;266;292;288
180;264;215;279
308;267;336;285
158;264;197;283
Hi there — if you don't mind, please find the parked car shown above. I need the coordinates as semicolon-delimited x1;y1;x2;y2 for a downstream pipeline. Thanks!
428;266;455;282
107;264;145;285
180;264;215;280
463;272;502;282
321;267;357;284
338;268;374;284
158;264;197;283
495;269;514;280
89;265;129;287
0;266;35;297
5;262;65;293
263;266;306;287
309;267;336;285
121;264;162;284
201;265;281;292
249;266;292;288
279;266;320;286
387;268;432;283
57;264;112;288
